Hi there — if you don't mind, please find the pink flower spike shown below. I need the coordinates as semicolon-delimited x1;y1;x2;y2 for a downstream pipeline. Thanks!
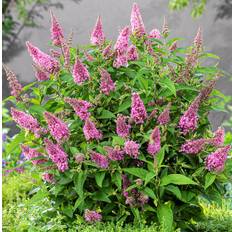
50;10;64;46
130;92;147;124
90;16;105;46
205;145;231;173
124;140;140;158
44;112;70;143
21;145;46;165
11;108;42;137
102;43;113;59
84;51;95;62
180;138;208;155
42;172;55;183
130;3;146;37
83;119;102;141
72;57;90;84
26;41;60;74
210;127;225;147
105;146;125;161
127;45;139;61
33;64;49;81
148;29;161;39
65;97;92;120
3;65;22;99
194;27;203;50
157;103;171;125
114;26;131;54
113;52;128;68
44;139;69;172
84;209;102;223
116;115;131;138
147;127;161;156
99;68;115;95
90;151;109;168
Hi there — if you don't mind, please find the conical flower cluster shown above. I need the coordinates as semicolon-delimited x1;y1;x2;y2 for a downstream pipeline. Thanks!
105;146;125;161
127;45;139;61
84;209;102;222
157;103;171;125
33;64;49;81
181;138;209;155
99;68;115;95
148;29;161;39
90;151;108;168
72;58;90;84
50;11;64;46
124;140;139;158
90;16;105;46
147;127;161;156
83;119;102;141
210;127;225;147
116;115;131;138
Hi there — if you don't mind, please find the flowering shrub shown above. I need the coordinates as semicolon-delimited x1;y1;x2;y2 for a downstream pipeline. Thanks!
3;3;232;229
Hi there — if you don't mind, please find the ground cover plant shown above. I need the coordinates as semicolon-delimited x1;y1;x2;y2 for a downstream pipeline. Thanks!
3;3;232;230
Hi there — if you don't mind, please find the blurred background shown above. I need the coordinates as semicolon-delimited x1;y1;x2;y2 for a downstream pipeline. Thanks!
2;0;232;129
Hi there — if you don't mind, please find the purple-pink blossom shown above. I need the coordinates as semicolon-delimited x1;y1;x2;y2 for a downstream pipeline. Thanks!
3;65;22;99
21;145;46;165
130;92;147;124
72;58;90;84
50;11;64;46
205;145;231;172
44;138;69;172
210;127;225;147
157;103;171;125
124;140;140;158
83;119;102;141
116;115;131;138
127;45;139;61
44;112;70;143
179;96;201;135
75;153;85;164
33;64;49;81
194;27;202;50
147;127;161;156
26;41;60;74
90;151;109;168
84;209;102;223
11;108;42;137
102;43;113;59
113;52;128;68
130;3;146;37
42;172;55;183
105;146;125;161
90;16;105;46
180;138;208;155
99;68;115;95
65;97;92;120
148;29;161;39
114;26;130;54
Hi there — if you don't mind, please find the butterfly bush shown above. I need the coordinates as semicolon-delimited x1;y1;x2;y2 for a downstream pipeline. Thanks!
4;3;232;228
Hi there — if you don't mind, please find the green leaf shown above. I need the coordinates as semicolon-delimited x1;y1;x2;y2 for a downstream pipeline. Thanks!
98;109;115;119
62;205;73;218
74;171;87;197
123;168;149;180
157;203;173;232
200;53;220;60
159;77;176;96
95;172;105;188
112;171;122;190
165;185;182;200
143;187;157;200
5;131;25;154
112;136;125;146
116;98;131;113
156;146;166;168
145;172;156;185
92;191;111;203
204;172;216;190
160;174;198;186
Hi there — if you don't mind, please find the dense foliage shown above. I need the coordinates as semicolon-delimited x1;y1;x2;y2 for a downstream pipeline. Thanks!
3;3;232;230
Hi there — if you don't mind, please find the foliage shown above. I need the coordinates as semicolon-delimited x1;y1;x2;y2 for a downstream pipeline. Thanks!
169;0;207;18
3;3;232;229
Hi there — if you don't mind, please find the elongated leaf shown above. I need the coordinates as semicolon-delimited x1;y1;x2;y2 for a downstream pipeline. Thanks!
165;185;182;200
112;171;122;190
159;77;176;96
204;172;216;190
5;131;25;154
145;172;156;185
116;98;131;113
74;171;87;197
123;168;148;180
92;191;111;203
143;187;157;200
95;172;105;188
160;174;197;186
157;203;173;232
98;109;115;119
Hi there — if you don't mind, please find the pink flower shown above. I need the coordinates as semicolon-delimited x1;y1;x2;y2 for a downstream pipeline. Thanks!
148;29;161;39
65;97;92;120
72;58;90;84
60;38;70;69
147;127;161;156
26;41;60;74
180;138;208;154
21;145;46;165
102;43;113;59
104;146;125;161
114;26;130;54
33;64;49;81
84;209;102;223
44;112;69;143
84;51;95;62
127;45;139;61
194;27;202;50
75;153;85;164
100;68;115;95
50;11;64;46
124;140;140;158
210;127;225;147
3;65;22;99
50;49;61;58
205;145;231;172
113;52;128;68
116;115;131;138
130;3;146;37
83;119;102;141
90;151;109;168
11;108;42;137
179;96;201;135
90;16;105;46
42;173;55;183
130;92;147;124
44;139;69;172
157;103;171;125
